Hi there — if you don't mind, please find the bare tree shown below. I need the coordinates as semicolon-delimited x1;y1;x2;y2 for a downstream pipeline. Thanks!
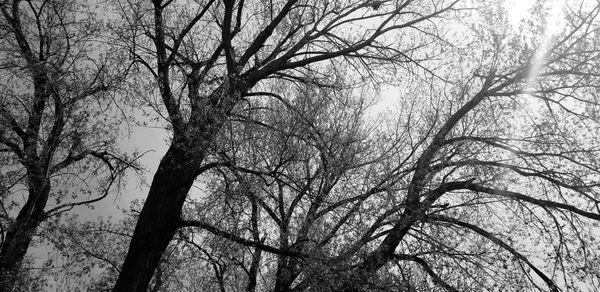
112;0;459;290
42;201;252;291
170;0;600;291
0;0;134;289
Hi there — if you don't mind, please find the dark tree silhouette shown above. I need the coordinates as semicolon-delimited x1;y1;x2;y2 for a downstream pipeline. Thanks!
0;0;133;289
151;1;600;291
104;0;600;291
112;0;459;290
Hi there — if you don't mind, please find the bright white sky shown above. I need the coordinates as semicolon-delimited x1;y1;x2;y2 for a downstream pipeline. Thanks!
506;0;536;25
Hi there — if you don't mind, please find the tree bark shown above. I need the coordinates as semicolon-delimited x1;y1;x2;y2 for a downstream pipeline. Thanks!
246;248;261;292
274;257;294;292
0;174;50;291
114;74;243;290
113;146;200;291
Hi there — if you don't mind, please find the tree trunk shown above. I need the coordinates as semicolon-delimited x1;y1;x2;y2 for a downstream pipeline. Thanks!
274;226;294;292
0;175;50;291
339;212;416;292
274;257;295;292
113;146;201;291
246;248;261;292
114;79;243;291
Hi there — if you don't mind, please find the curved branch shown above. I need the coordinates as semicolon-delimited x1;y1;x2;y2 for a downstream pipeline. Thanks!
178;219;305;258
237;0;300;68
0;105;26;142
0;135;23;159
44;171;118;218
463;183;600;221
429;215;559;292
166;0;215;65
394;254;458;292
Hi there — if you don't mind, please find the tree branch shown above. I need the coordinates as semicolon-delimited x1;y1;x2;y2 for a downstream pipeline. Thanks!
429;215;559;292
394;254;458;292
237;0;300;68
178;219;305;257
462;182;600;221
167;0;215;65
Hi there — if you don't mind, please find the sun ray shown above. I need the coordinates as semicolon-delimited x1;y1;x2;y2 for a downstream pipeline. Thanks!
525;0;566;94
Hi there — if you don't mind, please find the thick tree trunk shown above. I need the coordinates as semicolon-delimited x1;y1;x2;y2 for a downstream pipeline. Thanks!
0;176;50;291
274;257;298;292
114;79;242;291
113;146;201;291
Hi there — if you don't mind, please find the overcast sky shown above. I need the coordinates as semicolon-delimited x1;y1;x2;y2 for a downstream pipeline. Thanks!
83;0;552;221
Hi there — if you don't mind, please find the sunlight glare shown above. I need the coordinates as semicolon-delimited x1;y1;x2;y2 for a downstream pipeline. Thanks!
519;0;567;123
525;0;566;94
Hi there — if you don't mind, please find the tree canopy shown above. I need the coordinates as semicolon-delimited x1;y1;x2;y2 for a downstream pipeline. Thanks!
0;0;135;289
1;0;600;291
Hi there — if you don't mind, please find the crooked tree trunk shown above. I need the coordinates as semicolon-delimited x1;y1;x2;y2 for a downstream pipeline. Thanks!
0;174;50;291
114;82;243;290
113;145;200;291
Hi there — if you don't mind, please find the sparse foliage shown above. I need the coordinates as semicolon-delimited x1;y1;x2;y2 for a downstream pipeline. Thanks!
0;0;135;289
2;0;600;291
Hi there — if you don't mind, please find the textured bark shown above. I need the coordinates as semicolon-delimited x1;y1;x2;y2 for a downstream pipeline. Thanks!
0;174;50;291
274;224;294;292
113;146;200;291
274;258;295;292
246;248;261;292
114;74;243;290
